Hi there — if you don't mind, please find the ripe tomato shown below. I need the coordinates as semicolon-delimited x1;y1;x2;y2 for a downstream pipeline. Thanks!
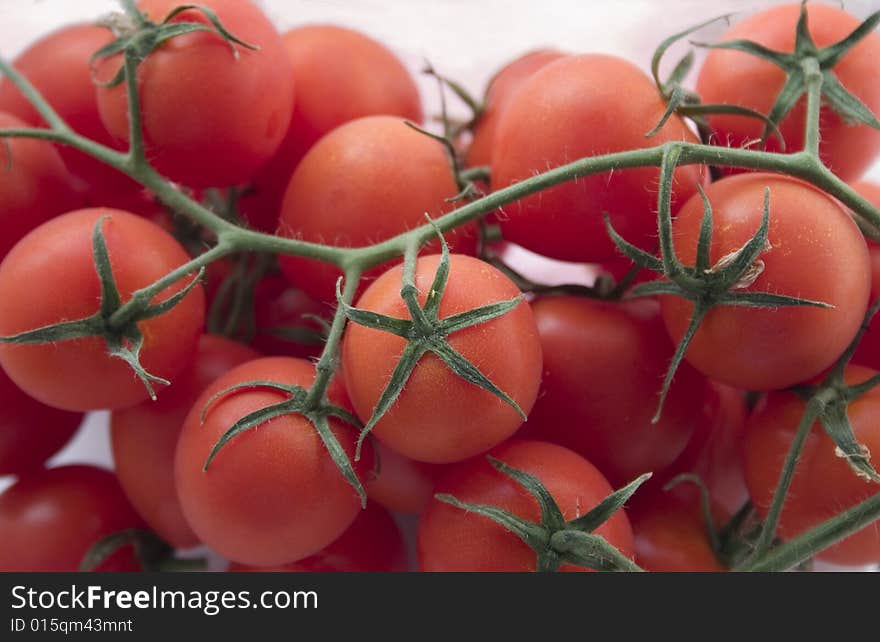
342;253;542;464
632;496;725;572
0;111;81;259
366;440;449;515
239;24;422;232
491;54;703;262
661;173;870;391
110;335;258;548
0;465;145;572
465;49;566;170
277;115;477;305
0;368;82;477
0;208;205;411
696;3;880;181
417;440;635;571
744;365;880;566
95;0;295;188
250;275;329;360
520;296;706;487
848;180;880;371
229;503;407;572
174;357;372;567
0;24;141;207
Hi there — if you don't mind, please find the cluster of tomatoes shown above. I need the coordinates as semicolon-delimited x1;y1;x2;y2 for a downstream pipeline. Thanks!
1;0;880;573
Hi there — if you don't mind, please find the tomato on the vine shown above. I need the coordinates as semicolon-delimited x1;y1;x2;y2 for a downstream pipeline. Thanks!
417;440;635;571
0;208;205;411
0;465;145;572
110;335;258;549
848;180;880;371
661;172;870;391
744;365;880;566
342;253;542;464
696;2;880;181
366;440;449;515
95;0;295;189
174;357;372;567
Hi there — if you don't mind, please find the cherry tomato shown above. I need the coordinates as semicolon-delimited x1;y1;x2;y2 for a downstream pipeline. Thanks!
465;49;566;170
342;253;542;464
491;54;704;262
95;0;295;188
744;365;880;566
110;335;258;548
0;111;81;259
0;24;141;207
175;357;372;566
661;173;870;391
240;24;422;232
229;503;407;572
417;440;635;571
277;115;477;305
0;465;144;572
696;3;880;181
251;275;329;359
366;440;449;515
848;180;880;371
0;208;205;411
0;368;82;477
521;296;706;487
632;496;725;572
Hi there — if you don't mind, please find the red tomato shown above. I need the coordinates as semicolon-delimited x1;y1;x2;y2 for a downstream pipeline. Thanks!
661;173;870;391
848;180;880;371
0;368;82;477
366;440;448;515
240;24;422;232
465;49;566;170
277;115;478;305
0;465;145;571
95;0;295;188
744;365;880;566
0;208;205;411
110;335;258;548
0;111;81;259
174;357;372;566
251;275;329;359
491;54;703;262
417;440;635;571
696;3;880;181
0;24;141;206
342;254;542;464
633;497;725;572
229;504;407;572
520;297;706;487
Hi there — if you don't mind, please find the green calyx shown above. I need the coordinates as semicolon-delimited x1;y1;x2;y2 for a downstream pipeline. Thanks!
199;379;368;505
438;457;649;572
692;0;880;143
80;528;206;572
0;217;203;400
607;147;831;423
94;0;258;88
338;229;526;460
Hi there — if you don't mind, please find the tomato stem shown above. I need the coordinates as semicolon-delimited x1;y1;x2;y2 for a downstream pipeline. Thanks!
801;57;823;159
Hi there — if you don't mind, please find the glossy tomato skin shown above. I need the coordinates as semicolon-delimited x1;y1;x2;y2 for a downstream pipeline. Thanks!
95;0;294;188
696;3;880;181
849;181;880;371
175;357;372;567
465;49;566;171
342;254;542;464
0;368;82;477
229;504;408;572
491;54;703;262
521;297;706;487
417;440;635;572
0;208;205;411
0;112;81;259
744;366;880;566
632;497;725;572
240;25;422;232
661;173;870;391
111;335;258;548
0;24;140;206
278;115;477;306
366;440;449;515
0;465;145;572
